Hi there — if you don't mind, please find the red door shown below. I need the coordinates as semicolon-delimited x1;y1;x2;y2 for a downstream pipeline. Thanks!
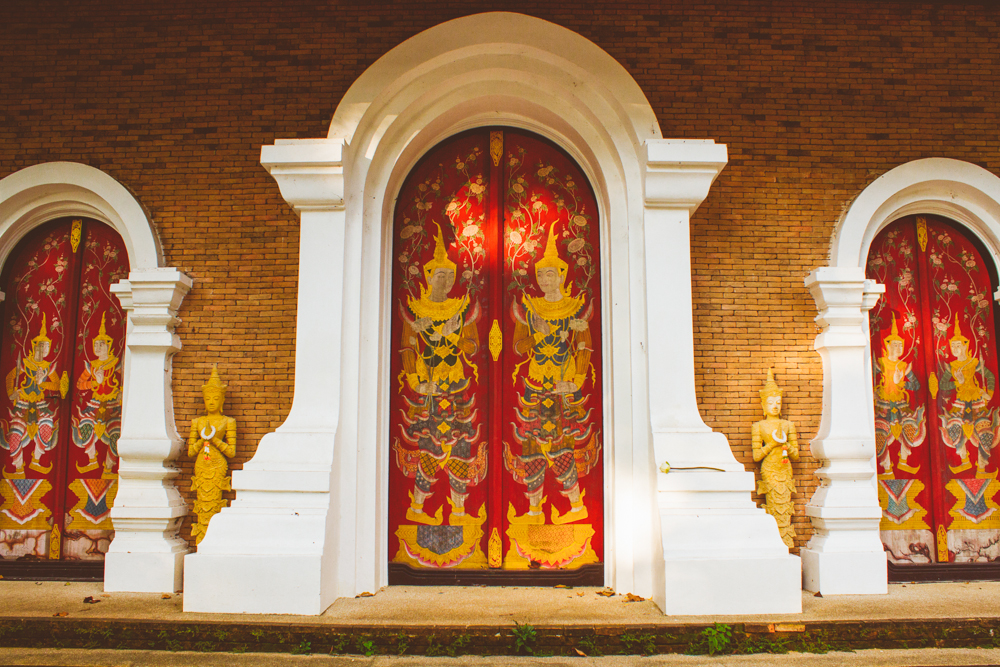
388;128;604;583
0;218;129;565
868;214;1000;569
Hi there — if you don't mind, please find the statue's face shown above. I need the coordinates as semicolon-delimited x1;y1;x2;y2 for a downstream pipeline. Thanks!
93;339;109;360
204;391;223;413
763;395;781;417
428;268;455;296
887;339;903;361
33;341;49;362
536;266;562;295
951;339;968;360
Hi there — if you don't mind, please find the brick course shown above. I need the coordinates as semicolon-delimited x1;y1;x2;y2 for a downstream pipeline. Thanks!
3;0;999;551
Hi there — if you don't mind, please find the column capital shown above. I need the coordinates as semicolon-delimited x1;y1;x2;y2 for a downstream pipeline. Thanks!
644;139;728;212
260;139;346;213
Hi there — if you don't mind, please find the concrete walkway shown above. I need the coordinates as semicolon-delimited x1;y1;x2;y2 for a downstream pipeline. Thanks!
3;647;1000;666
2;580;999;625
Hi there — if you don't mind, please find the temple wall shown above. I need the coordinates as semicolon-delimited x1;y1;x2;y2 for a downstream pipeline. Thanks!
3;0;999;551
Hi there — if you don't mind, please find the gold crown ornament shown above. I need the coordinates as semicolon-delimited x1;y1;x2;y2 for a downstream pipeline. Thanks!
422;223;457;281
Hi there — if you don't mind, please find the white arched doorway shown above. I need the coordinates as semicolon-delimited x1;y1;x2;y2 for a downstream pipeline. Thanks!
0;162;192;593
185;12;799;616
806;158;1000;595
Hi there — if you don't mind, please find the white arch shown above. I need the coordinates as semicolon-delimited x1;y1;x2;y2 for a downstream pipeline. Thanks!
0;162;192;594
0;162;162;270
833;158;1000;271
804;158;1000;596
188;12;797;617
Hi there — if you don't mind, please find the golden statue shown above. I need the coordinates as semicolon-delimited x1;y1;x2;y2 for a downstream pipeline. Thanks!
751;369;799;548
187;366;236;544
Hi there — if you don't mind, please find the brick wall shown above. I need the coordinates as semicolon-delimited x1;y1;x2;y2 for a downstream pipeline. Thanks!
3;0;998;550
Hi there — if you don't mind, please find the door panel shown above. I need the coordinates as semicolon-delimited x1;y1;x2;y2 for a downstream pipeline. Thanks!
388;128;604;581
0;218;128;562
869;215;1000;566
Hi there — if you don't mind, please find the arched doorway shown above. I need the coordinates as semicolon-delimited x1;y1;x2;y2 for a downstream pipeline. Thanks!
867;214;1000;576
0;217;128;573
387;128;604;584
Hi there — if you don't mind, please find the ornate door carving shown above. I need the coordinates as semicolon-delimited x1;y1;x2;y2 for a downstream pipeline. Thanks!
0;218;129;563
868;214;1000;568
388;129;604;583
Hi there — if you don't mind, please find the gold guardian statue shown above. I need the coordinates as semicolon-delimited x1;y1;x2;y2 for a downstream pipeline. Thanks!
751;369;799;548
187;366;237;544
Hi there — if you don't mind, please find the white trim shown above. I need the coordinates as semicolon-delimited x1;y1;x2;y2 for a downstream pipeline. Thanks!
806;158;1000;594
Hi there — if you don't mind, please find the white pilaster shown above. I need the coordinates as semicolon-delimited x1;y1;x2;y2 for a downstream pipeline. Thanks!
645;139;801;615
802;267;887;595
105;269;193;593
183;139;346;614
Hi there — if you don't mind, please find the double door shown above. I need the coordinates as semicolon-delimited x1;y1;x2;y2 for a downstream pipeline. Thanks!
388;128;604;582
0;218;128;564
868;214;1000;568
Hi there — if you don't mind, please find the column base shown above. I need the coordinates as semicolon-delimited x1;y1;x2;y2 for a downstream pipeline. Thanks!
104;545;186;593
183;552;327;614
802;548;887;595
656;554;802;615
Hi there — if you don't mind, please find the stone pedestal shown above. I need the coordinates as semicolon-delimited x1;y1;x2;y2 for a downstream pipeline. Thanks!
645;140;801;615
104;269;192;593
802;267;887;595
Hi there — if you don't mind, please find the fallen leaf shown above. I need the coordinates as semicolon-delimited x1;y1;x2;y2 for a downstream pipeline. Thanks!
813;591;822;598
101;594;111;598
574;648;587;657
596;589;615;597
64;582;71;586
576;592;585;597
82;596;101;604
356;591;374;598
623;593;645;603
161;594;172;599
554;584;569;589
53;612;68;617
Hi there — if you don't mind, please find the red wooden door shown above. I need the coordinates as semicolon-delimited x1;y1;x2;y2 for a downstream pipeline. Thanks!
388;128;604;583
868;215;1000;567
0;218;129;563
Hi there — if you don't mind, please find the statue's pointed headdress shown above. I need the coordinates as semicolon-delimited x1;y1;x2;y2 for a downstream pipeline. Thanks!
534;221;569;277
422;222;457;281
94;312;113;345
202;365;227;398
32;314;51;347
759;368;783;402
950;314;969;345
884;314;904;346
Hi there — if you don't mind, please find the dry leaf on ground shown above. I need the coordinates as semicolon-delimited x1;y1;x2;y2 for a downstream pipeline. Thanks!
356;591;374;598
161;594;172;599
623;593;645;603
596;589;615;597
574;648;587;656
53;612;68;617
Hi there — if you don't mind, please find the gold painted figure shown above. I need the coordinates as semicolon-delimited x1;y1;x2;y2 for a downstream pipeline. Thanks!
752;369;799;548
187;366;236;544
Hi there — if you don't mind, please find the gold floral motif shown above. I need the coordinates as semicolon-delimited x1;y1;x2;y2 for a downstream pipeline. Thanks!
929;371;939;399
48;522;61;560
488;527;502;568
916;216;928;252
489;319;502;361
70;219;82;253
936;523;949;562
490;131;503;167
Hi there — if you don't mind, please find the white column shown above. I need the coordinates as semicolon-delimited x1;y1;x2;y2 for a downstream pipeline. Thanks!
104;269;193;593
183;139;346;614
802;267;887;595
645;139;801;615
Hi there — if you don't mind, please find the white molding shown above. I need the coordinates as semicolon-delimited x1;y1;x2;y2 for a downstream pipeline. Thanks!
804;158;1000;594
0;163;189;593
645;140;801;615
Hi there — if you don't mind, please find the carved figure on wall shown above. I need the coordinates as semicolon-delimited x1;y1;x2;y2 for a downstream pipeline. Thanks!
394;224;486;526
2;316;65;477
505;222;599;525
939;315;997;473
751;369;799;548
187;366;236;544
874;315;925;475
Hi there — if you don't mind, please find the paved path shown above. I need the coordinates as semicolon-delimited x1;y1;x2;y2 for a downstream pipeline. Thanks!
3;647;1000;666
